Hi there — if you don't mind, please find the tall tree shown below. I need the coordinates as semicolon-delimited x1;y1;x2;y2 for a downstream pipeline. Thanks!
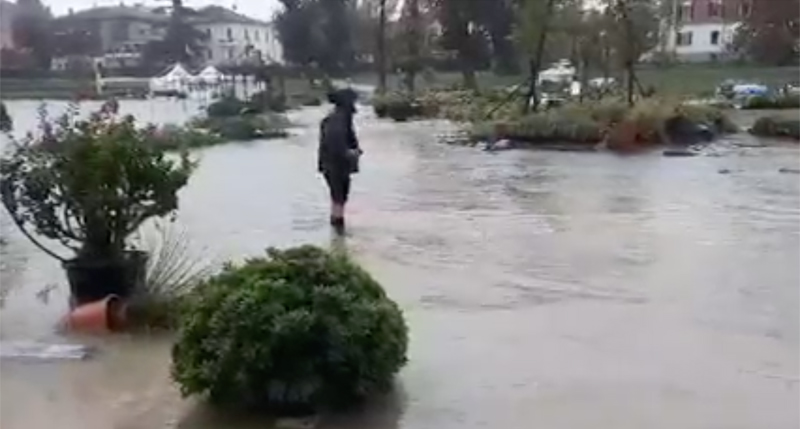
276;0;316;67
317;0;357;75
431;0;487;90
395;0;424;93
734;0;800;65
143;0;206;68
477;0;520;74
377;0;389;94
604;0;658;106
11;0;53;70
275;0;359;77
518;0;558;112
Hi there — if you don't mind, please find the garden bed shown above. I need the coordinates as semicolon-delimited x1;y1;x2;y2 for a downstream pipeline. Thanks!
465;99;737;153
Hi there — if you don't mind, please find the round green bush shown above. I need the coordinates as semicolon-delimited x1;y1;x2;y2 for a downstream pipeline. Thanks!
171;245;408;413
750;116;800;140
207;96;250;118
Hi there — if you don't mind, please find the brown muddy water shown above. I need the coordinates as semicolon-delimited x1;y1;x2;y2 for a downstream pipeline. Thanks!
1;100;798;429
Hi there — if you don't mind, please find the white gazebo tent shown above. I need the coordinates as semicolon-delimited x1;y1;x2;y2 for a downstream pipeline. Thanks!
149;63;194;94
194;65;226;84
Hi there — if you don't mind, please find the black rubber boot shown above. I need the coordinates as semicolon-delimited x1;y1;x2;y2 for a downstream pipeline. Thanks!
330;216;345;235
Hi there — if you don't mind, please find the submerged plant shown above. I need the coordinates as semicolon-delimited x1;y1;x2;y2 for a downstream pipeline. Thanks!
127;219;214;329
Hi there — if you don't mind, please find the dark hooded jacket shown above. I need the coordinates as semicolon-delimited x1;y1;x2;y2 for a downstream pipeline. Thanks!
318;91;360;175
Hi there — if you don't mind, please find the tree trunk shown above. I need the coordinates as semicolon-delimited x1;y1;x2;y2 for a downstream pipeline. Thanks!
626;61;635;106
579;55;589;103
618;0;636;107
462;67;478;90
377;0;388;95
406;0;420;95
522;0;556;114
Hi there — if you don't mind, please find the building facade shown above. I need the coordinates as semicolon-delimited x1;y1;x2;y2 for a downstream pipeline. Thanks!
52;6;168;69
190;6;283;66
663;0;749;62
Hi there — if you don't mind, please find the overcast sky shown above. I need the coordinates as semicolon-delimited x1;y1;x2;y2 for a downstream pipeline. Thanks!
44;0;283;21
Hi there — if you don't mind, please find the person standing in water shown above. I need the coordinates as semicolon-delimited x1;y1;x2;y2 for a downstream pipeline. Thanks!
318;89;362;233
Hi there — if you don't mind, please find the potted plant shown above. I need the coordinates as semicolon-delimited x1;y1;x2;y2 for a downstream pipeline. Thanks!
0;102;194;305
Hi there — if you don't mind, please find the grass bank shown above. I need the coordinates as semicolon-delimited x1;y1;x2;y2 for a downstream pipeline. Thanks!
354;65;799;96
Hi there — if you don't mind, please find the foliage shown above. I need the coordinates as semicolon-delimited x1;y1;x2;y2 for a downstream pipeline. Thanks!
749;116;800;140
147;124;223;150
193;114;290;141
741;94;800;110
428;0;491;90
275;0;358;77
207;95;252;118
143;0;208;68
0;102;194;262
471;112;603;145
250;90;289;113
0;102;12;132
373;92;424;120
733;0;800;66
11;0;53;70
468;98;736;148
171;245;408;412
127;219;213;330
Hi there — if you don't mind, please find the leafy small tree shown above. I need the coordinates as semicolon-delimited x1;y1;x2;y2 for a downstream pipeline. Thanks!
0;102;194;263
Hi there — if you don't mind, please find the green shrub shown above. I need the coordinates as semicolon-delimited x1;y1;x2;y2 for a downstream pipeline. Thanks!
193;114;289;141
148;124;223;150
471;112;603;145
750;116;800;140
207;96;250;118
742;94;800;110
250;90;288;113
373;93;424;121
467;99;735;148
171;245;408;412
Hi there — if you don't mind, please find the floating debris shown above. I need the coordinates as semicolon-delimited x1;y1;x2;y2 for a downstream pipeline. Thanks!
0;341;93;361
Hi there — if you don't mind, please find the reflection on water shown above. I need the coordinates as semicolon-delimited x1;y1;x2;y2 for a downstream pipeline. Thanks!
1;100;799;429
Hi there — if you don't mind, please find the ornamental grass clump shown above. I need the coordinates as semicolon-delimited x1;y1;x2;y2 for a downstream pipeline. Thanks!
171;245;408;413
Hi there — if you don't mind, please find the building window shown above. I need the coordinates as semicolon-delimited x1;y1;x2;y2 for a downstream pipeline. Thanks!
740;1;751;17
254;30;259;41
710;30;720;45
226;28;233;41
244;29;250;41
207;49;213;60
676;31;693;46
227;48;234;59
708;0;721;17
205;28;211;38
678;3;693;22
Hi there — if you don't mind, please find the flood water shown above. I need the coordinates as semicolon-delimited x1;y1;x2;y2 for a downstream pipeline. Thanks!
1;100;798;429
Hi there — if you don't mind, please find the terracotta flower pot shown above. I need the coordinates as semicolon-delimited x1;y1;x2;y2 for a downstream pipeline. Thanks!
66;294;127;333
